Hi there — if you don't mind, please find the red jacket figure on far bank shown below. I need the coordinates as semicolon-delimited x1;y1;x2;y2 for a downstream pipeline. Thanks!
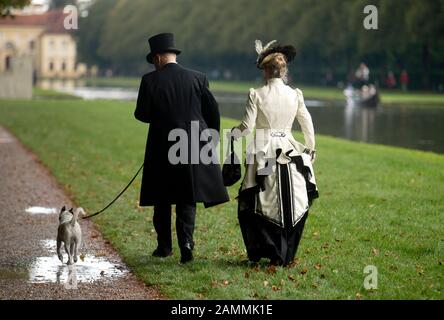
400;70;409;92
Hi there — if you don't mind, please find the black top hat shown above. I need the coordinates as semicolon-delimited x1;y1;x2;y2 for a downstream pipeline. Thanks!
146;33;181;64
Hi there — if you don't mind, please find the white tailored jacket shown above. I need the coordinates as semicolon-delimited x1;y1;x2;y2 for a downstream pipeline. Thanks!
234;78;316;191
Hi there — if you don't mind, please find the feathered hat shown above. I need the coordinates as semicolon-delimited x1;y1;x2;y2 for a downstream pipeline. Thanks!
255;40;297;69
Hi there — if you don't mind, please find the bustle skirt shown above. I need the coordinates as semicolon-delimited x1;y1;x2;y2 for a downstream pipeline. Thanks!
237;155;318;266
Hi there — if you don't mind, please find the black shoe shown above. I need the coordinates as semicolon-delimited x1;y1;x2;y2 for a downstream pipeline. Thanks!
180;243;193;264
269;258;284;266
152;247;172;258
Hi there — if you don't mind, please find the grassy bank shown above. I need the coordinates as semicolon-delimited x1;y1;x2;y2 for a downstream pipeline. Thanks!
0;98;443;299
83;77;444;106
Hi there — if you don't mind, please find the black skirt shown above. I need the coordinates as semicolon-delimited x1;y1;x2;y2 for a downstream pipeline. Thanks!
237;156;318;266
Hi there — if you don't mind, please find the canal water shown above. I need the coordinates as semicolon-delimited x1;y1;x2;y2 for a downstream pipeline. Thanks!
53;86;444;154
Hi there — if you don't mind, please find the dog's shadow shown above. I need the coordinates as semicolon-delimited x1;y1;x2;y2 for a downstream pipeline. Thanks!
56;264;78;289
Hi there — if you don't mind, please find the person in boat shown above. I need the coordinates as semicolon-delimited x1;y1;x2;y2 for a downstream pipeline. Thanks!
355;62;370;88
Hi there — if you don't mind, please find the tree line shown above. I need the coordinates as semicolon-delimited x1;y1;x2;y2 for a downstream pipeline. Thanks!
75;0;444;90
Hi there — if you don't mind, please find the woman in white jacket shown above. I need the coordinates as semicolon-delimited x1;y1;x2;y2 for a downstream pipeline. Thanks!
230;40;319;266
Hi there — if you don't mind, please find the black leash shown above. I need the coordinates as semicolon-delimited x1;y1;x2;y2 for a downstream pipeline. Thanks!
82;163;144;220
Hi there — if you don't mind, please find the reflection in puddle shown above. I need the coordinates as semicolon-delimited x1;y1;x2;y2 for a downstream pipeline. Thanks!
25;207;58;215
0;137;13;144
29;240;127;284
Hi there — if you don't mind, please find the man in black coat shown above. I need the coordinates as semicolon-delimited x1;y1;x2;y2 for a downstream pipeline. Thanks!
134;33;229;263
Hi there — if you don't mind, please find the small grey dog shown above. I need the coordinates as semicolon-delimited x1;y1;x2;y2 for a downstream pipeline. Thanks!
57;206;84;265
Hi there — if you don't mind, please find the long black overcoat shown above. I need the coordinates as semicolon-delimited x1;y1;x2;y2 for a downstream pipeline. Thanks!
134;63;229;207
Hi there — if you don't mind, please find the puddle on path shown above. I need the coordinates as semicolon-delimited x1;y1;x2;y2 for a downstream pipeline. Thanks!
25;207;58;215
29;240;127;284
0;137;13;144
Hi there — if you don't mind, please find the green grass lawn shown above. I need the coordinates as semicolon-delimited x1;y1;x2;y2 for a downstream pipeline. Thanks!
83;77;444;106
0;97;443;299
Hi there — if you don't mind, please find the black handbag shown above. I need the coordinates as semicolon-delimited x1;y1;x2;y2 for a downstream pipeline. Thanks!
222;137;241;186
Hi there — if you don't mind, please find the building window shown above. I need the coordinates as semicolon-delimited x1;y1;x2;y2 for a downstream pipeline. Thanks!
49;61;54;71
5;56;11;71
29;40;35;50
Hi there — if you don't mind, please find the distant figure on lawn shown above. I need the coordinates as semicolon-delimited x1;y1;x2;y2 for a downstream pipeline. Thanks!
385;71;397;89
228;40;319;266
134;33;229;264
400;69;409;92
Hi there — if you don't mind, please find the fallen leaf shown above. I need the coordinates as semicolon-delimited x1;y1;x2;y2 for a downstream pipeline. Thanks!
266;265;277;274
222;280;230;286
280;279;285;286
244;271;250;279
416;266;424;275
313;231;320;237
322;243;329;249
79;253;85;262
95;251;107;257
314;263;322;270
263;280;269;287
287;259;300;269
300;268;308;275
311;283;318;289
211;280;218;288
333;269;339;273
389;265;398;271
355;293;362;300
372;248;379;256
288;274;296;282
272;285;281;292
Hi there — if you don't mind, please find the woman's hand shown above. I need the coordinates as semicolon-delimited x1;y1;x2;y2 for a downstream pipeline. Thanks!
303;148;316;164
311;150;316;164
227;127;242;141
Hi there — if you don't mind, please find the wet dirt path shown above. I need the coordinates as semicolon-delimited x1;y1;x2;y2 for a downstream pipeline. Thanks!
0;126;160;300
